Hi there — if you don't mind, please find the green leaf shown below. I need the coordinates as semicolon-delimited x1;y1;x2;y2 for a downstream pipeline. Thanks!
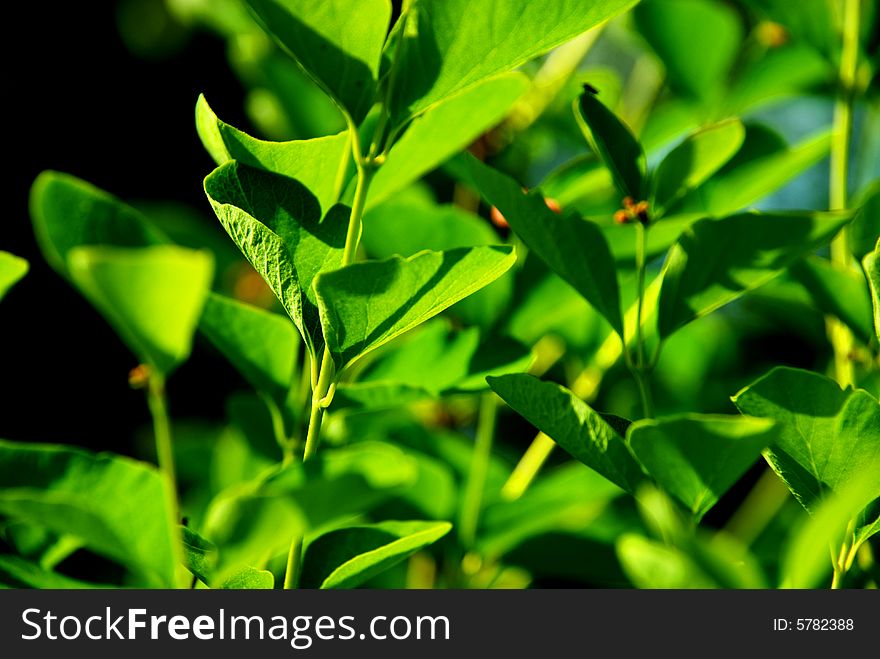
0;252;28;302
204;161;348;361
673;126;831;216
0;556;107;589
733;366;880;515
781;470;880;589
0;440;176;587
790;256;874;345
487;374;645;494
301;520;451;589
575;86;646;199
651;119;745;216
657;210;854;338
390;0;638;124
29;171;166;276
67;245;213;376
627;415;776;520
368;73;528;208
851;182;880;259
199;293;298;402
181;526;215;586
617;534;717;588
221;566;275;589
196;95;350;216
479;463;623;559
315;246;515;372
465;156;623;336
204;442;416;579
633;0;742;102
244;0;391;124
865;239;880;343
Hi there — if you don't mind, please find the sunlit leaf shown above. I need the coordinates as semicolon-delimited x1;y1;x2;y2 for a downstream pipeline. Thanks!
0;252;28;302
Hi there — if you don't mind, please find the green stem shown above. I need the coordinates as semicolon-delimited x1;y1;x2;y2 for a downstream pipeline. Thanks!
283;126;378;588
263;394;294;466
831;518;857;589
283;538;303;590
147;374;178;520
827;0;860;387
629;221;654;418
500;432;555;501
146;373;185;586
459;393;498;549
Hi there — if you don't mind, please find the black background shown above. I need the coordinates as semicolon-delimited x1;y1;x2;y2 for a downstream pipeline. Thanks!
3;2;248;453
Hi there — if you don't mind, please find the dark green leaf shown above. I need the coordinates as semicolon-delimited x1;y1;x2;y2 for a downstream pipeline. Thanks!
301;520;451;589
0;252;28;302
851;182;880;259
245;0;391;123
315;246;515;372
196;95;350;215
0;440;176;587
790;256;873;344
29;171;166;275
657;210;855;338
181;526;215;586
204;161;348;361
389;0;638;124
465;156;623;336
575;87;646;199
627;415;776;519
68;245;213;376
733;366;880;514
487;374;645;494
633;0;742;102
200;293;298;402
651;119;745;216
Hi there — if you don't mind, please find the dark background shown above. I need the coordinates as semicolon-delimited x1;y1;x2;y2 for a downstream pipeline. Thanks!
2;2;246;452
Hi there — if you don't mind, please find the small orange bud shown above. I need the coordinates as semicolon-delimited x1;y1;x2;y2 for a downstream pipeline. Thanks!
614;210;630;224
128;364;151;389
490;205;509;228
544;197;562;214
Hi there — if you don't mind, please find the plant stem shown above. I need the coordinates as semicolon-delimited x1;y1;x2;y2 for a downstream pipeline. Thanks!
501;432;555;501
283;538;303;589
147;373;178;521
831;518;856;589
459;393;498;549
263;394;294;466
629;221;654;418
283;128;379;588
827;0;860;387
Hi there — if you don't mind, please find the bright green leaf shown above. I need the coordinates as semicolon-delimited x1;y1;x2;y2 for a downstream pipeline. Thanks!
68;245;213;376
369;73;528;208
627;415;776;520
465;156;623;336
657;210;854;338
181;526;215;586
575;86;646;200
487;374;645;494
617;534;717;588
634;0;742;102
301;520;451;589
315;246;515;372
204;442;416;579
200;293;298;402
204;161;348;361
651;119;745;216
0;252;28;302
0;440;176;587
733;366;880;515
0;556;107;589
245;0;391;124
221;566;274;589
196;94;350;215
864;239;880;343
389;0;638;124
673;126;831;216
29;171;166;275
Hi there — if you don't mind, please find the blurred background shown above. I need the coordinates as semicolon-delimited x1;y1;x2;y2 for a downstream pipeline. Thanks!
2;1;879;587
